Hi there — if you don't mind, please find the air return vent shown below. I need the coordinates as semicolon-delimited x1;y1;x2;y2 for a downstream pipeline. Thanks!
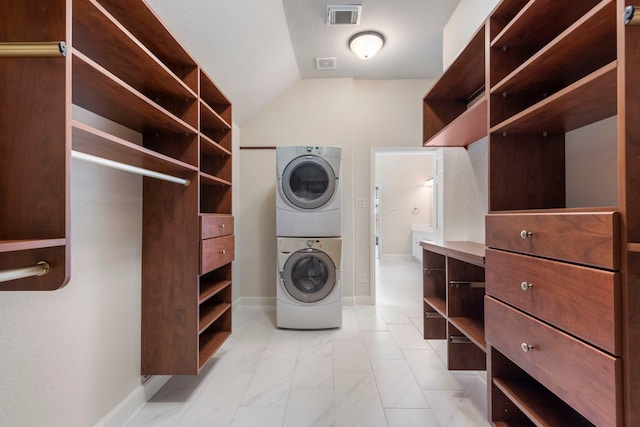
316;57;337;70
326;5;362;25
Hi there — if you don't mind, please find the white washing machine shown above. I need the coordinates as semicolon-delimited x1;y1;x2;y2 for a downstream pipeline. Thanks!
277;237;342;329
276;146;342;237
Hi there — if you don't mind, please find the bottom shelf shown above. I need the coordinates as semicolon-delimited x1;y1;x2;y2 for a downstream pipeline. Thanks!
199;329;231;369
448;322;485;371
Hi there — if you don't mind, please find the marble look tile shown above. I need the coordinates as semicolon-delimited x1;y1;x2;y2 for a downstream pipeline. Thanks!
424;390;491;427
174;371;253;426
229;407;285;427
385;408;441;427
298;329;335;349
403;349;464;391
124;402;186;427
333;335;372;373
355;305;390;331
362;331;404;360
240;359;296;407
426;339;447;364
371;359;429;409
452;372;488;413
334;373;387;427
261;329;301;360
282;388;335;427
388;324;431;350
292;342;333;388
377;305;412;325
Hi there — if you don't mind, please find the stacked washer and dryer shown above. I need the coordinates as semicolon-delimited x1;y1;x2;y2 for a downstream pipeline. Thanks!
275;146;343;329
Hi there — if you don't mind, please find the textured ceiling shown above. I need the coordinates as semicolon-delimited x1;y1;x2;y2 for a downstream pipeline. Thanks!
147;0;460;125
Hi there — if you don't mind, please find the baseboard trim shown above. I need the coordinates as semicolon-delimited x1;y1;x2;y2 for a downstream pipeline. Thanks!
354;296;372;305
236;296;277;308
94;375;170;427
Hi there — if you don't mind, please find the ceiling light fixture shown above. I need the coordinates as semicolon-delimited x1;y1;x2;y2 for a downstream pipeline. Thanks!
349;31;385;59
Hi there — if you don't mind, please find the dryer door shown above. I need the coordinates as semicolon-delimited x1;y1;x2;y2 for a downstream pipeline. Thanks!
282;249;337;303
282;155;337;210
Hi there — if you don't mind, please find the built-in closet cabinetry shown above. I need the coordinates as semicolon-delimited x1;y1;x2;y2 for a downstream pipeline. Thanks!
1;0;233;375
421;0;638;425
421;241;486;370
486;0;633;425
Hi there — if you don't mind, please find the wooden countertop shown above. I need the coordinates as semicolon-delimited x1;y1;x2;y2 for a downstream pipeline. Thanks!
419;240;485;267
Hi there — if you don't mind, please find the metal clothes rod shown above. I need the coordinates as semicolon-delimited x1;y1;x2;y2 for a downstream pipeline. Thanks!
0;261;50;283
626;6;640;25
71;151;191;186
0;41;66;58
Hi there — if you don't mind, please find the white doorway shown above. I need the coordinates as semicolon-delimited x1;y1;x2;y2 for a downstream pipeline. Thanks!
370;147;442;305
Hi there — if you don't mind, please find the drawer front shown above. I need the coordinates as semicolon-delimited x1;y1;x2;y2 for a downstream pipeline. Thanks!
201;235;234;274
485;297;621;427
486;211;619;269
200;215;234;239
486;248;620;355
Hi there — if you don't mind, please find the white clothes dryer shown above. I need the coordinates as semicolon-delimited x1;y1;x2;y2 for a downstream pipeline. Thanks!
277;237;342;329
276;146;342;237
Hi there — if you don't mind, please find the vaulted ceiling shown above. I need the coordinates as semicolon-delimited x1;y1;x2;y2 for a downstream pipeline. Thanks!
147;0;460;125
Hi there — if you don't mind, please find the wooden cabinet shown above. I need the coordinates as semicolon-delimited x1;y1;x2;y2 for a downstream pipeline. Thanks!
420;241;486;370
483;0;636;425
1;0;233;374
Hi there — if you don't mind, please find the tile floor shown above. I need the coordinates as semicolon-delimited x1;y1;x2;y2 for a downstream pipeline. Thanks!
124;256;490;427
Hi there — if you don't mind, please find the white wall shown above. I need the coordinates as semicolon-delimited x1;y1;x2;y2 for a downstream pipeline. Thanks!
239;78;432;304
375;153;433;256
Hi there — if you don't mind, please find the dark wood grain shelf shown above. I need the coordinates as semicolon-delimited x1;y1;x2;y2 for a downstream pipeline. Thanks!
199;302;231;333
72;51;198;136
199;280;232;304
72;121;198;174
449;316;486;350
423;24;486;148
96;0;199;92
0;239;67;253
201;70;233;125
199;329;231;368
493;377;594;427
73;0;198;127
200;172;232;187
424;296;447;317
201;100;232;131
488;0;529;40
201;134;232;157
628;243;640;253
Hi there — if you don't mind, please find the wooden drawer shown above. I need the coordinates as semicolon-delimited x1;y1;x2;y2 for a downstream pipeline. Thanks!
200;215;234;239
486;248;620;355
485;297;622;427
486;211;619;269
201;235;234;274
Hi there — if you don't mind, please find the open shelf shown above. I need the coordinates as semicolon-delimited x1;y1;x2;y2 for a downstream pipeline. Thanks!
449;316;485;350
200;70;232;125
199;280;232;304
199;302;231;333
199;329;231;368
424;296;447;317
0;239;67;253
201;133;232;157
423;23;486;148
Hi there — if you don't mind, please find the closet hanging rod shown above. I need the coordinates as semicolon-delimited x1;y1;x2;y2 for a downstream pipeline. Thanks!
0;261;50;283
71;151;191;186
0;41;66;57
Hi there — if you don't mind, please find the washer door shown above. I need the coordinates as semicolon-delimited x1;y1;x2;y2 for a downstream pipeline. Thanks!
282;249;336;303
282;155;337;210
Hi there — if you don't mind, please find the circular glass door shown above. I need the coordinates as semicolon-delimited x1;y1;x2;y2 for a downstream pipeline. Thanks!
282;249;336;303
282;156;336;210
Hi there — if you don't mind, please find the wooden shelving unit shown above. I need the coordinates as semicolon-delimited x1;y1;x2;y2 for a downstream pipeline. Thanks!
420;241;486;370
1;0;233;374
422;24;487;148
483;0;634;425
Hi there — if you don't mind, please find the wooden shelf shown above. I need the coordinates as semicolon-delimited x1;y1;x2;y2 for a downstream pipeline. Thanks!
424;296;447;317
420;241;485;267
449;316;486;350
72;51;198;136
200;172;232;187
0;239;66;253
199;280;231;304
199;302;231;333
493;377;594;427
73;0;198;128
96;0;199;92
491;62;617;134
628;243;640;253
72;121;198;174
199;330;231;368
424;97;487;148
423;23;486;147
200;70;233;125
201;133;232;157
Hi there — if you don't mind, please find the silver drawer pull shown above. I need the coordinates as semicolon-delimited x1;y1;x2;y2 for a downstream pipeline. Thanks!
219;249;226;254
520;281;533;291
219;223;225;229
521;343;534;352
520;230;533;239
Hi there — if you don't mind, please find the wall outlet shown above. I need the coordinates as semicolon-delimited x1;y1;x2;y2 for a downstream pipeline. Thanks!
355;197;366;208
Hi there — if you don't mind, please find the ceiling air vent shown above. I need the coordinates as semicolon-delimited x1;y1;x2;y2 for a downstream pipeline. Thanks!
316;57;337;70
326;5;362;25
